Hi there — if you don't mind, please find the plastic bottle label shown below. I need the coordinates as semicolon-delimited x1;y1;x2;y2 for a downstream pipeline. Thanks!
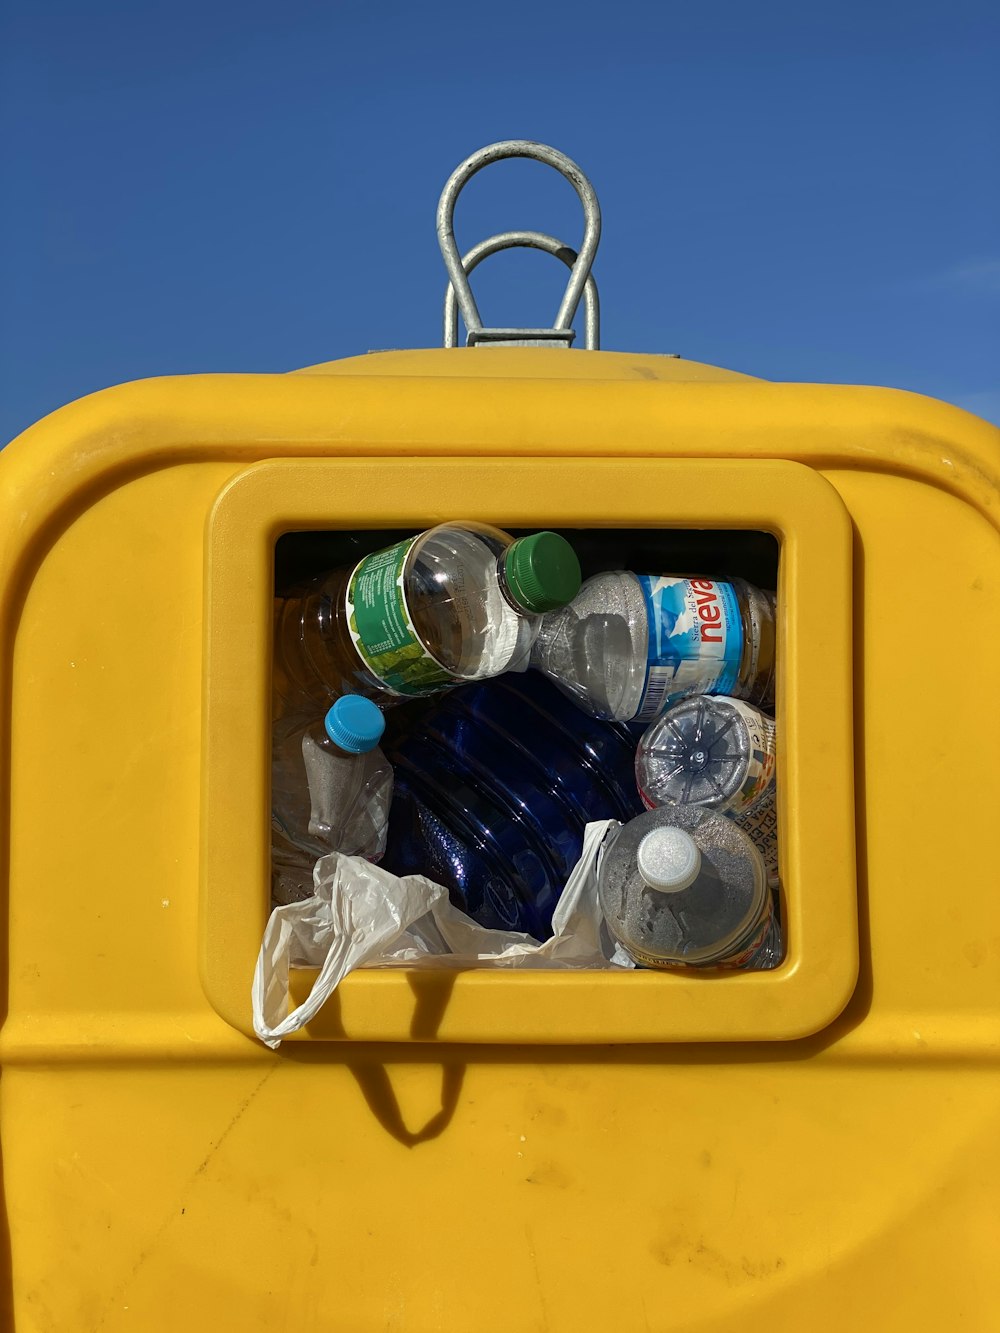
635;577;743;721
345;538;454;697
736;784;779;886
623;896;776;971
723;699;777;815
722;897;778;969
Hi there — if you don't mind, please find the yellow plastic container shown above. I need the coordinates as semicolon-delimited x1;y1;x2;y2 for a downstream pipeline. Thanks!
2;348;998;1330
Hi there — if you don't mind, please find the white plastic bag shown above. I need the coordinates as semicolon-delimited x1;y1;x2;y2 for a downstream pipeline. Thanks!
253;819;630;1047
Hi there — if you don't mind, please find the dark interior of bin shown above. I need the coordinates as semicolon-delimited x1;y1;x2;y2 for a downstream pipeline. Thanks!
273;527;779;944
275;528;779;595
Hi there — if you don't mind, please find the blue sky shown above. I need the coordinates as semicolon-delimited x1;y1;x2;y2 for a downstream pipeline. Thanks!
1;0;998;444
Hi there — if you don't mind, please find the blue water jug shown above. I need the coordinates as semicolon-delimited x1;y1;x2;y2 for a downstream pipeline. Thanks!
381;672;645;938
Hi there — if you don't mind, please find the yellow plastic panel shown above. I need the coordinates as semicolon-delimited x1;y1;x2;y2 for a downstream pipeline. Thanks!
295;347;758;382
3;1058;998;1332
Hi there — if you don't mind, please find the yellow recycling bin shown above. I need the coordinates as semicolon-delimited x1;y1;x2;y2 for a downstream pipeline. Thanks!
1;347;998;1331
1;141;999;1330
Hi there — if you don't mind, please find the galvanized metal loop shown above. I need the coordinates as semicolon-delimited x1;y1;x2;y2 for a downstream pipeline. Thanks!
436;140;601;345
443;230;600;350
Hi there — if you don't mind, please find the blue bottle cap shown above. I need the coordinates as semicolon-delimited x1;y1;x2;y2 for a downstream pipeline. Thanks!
324;695;386;754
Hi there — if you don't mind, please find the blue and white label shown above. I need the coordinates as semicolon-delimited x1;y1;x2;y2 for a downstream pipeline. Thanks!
636;576;743;721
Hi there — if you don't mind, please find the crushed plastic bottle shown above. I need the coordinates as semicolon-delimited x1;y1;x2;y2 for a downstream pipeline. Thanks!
380;671;644;939
598;806;782;969
271;694;393;906
635;695;778;883
530;572;775;722
273;523;582;713
636;695;776;814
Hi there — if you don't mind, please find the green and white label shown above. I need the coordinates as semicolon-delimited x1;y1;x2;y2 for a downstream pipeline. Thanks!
345;538;453;697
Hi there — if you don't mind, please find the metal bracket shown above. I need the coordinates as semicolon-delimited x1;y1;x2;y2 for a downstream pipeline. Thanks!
437;140;601;349
443;230;600;350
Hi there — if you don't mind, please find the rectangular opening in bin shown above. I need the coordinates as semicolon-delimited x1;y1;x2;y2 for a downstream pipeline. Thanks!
270;525;782;963
201;455;857;1043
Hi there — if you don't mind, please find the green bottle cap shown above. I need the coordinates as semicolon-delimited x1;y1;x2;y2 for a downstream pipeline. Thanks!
504;532;582;614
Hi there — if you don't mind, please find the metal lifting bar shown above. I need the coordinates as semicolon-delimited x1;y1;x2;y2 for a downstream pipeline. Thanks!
436;140;602;348
443;230;600;350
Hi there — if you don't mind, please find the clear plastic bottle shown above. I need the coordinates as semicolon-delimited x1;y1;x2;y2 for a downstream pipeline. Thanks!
273;524;581;713
597;806;782;969
635;695;775;814
529;571;775;722
635;696;778;883
271;694;394;906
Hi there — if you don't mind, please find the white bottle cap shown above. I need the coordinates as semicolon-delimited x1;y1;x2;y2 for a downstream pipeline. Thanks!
636;827;702;893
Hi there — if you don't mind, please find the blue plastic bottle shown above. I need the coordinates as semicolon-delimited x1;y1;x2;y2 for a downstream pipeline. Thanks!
380;672;644;938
